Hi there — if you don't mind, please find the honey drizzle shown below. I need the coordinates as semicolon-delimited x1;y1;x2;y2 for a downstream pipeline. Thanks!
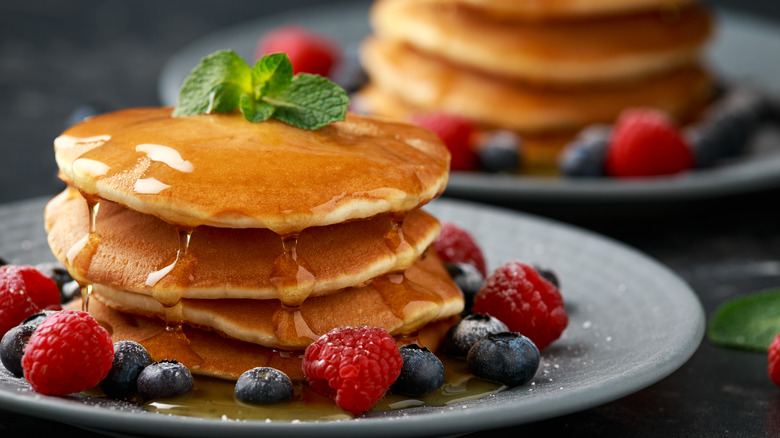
270;233;318;344
384;212;414;256
71;190;102;312
141;226;203;369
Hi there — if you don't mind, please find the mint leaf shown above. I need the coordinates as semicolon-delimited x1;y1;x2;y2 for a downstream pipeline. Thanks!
252;53;293;98
239;94;275;123
708;288;780;352
173;50;251;117
266;74;349;130
173;49;348;130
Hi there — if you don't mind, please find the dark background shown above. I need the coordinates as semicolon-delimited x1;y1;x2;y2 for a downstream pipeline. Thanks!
2;1;780;437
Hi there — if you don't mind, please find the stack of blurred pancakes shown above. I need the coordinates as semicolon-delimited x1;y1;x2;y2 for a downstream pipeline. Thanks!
358;0;715;171
45;107;462;381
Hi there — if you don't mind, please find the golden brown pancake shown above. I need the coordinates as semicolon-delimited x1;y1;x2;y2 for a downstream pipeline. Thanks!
54;108;450;234
85;251;464;349
45;187;442;306
370;0;712;85
67;297;457;381
359;38;713;135
417;0;698;20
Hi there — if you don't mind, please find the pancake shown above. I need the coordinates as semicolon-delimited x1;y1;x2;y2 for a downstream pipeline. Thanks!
355;85;577;172
67;297;457;381
85;251;463;349
417;0;698;20
370;0;712;85
54;108;450;234
45;187;441;306
359;38;713;135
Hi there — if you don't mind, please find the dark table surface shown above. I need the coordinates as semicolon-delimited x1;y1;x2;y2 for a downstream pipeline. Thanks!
2;1;780;437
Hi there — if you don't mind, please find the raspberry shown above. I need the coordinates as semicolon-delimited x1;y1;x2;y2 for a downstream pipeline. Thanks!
22;310;114;395
432;221;487;277
768;331;780;387
302;326;402;415
605;108;694;177
256;25;339;77
0;265;62;337
472;261;568;350
411;113;478;171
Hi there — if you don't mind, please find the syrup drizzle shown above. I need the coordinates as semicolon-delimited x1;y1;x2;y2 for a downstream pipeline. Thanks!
70;191;102;312
141;226;203;369
384;212;414;256
270;233;318;344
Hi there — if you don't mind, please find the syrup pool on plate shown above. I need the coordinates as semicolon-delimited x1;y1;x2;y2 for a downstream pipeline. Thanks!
142;355;505;421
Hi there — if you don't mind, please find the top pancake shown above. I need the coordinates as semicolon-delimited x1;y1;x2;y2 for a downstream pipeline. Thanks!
54;107;450;233
370;0;712;85
416;0;698;20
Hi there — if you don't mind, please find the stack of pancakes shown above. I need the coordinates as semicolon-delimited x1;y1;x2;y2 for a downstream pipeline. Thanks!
45;107;462;381
358;0;715;172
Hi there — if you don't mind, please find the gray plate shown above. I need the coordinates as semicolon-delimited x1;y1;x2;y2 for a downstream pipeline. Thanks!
0;196;704;437
157;1;780;204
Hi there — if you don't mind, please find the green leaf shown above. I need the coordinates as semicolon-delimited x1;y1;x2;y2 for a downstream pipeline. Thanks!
708;288;780;352
173;50;252;117
264;74;349;130
251;53;293;98
239;94;275;123
173;50;349;130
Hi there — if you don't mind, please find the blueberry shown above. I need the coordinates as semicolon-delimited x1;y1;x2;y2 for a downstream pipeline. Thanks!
467;332;540;387
477;130;521;172
445;262;485;315
100;341;152;399
391;344;444;397
533;265;560;289
136;359;193;400
234;367;294;404
689;86;768;167
0;324;37;377
443;313;509;358
34;262;74;303
558;124;611;177
0;257;8;266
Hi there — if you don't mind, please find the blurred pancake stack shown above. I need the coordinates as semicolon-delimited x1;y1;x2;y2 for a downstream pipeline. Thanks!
358;0;715;172
45;107;462;381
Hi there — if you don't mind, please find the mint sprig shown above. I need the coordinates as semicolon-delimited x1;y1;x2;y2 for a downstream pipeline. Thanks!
173;50;348;130
708;288;780;352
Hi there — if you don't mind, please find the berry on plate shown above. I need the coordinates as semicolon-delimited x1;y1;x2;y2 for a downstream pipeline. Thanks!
442;313;508;358
411;113;478;171
558;124;611;177
0;324;38;377
137;359;194;400
432;221;487;277
0;265;62;337
444;262;485;315
256;25;339;77
21;309;114;395
467;332;540;387
605;108;694;177
390;344;444;397
234;367;294;404
476;130;521;173
302;326;402;415
472;261;568;350
100;340;152;399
